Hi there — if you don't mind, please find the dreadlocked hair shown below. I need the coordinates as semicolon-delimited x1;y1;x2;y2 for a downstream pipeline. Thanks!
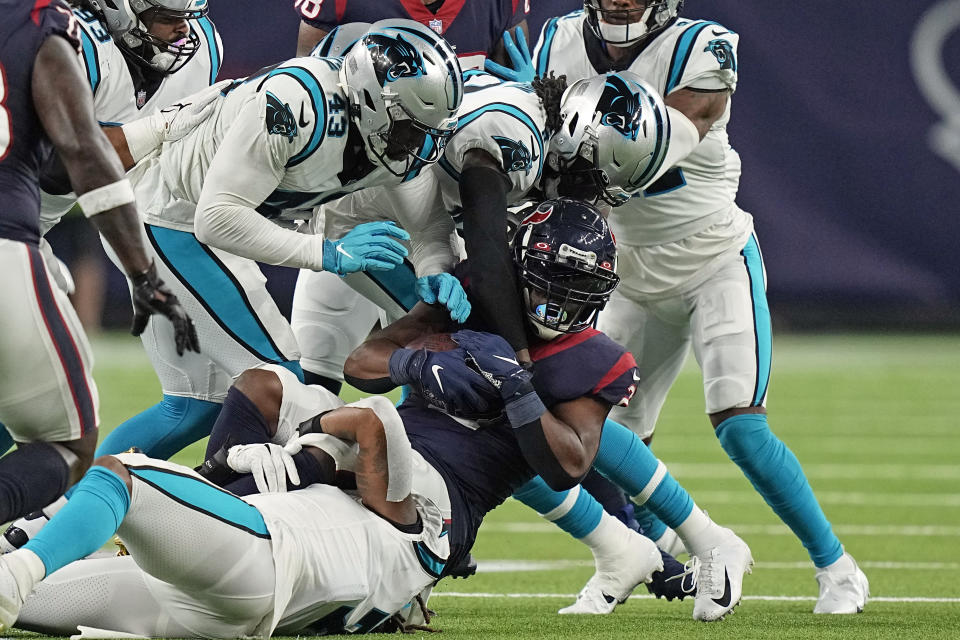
532;72;568;136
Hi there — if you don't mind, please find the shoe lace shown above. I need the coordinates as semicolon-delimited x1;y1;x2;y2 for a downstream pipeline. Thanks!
666;555;701;595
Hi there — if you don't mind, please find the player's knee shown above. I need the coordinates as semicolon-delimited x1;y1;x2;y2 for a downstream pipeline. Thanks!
91;455;133;493
234;368;284;420
709;405;766;428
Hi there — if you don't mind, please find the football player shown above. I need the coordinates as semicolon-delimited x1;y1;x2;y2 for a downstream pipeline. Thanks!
534;0;869;614
0;0;195;525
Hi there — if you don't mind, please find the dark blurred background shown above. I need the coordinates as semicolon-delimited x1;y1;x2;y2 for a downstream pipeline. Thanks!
48;0;960;332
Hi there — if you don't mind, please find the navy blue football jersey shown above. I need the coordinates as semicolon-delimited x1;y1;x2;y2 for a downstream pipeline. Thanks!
0;0;80;244
403;312;639;572
294;0;528;70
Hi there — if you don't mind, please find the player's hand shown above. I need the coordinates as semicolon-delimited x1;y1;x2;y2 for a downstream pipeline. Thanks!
388;347;500;418
226;443;301;493
415;273;471;323
159;79;231;142
322;221;411;275
452;329;545;426
130;261;200;356
484;27;535;84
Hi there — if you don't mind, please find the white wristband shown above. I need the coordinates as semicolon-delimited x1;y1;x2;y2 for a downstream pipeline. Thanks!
120;114;164;164
76;179;136;217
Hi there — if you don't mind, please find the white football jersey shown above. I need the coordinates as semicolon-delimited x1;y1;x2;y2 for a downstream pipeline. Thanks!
535;11;754;296
138;56;395;232
39;8;222;232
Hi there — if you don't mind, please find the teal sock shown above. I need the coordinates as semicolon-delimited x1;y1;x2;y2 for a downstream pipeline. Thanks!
716;413;842;567
513;476;602;538
593;418;694;529
24;466;129;575
96;395;221;460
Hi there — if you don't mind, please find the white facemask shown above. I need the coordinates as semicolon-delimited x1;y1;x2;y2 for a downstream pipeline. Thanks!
597;7;653;47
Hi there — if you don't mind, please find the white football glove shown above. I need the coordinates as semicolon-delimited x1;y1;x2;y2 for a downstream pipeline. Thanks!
121;79;230;163
226;441;302;494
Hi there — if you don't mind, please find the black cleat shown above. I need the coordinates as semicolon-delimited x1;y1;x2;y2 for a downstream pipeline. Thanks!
446;553;477;579
646;548;696;601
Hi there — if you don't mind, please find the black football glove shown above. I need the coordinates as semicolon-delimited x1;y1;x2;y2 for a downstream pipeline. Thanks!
130;261;200;356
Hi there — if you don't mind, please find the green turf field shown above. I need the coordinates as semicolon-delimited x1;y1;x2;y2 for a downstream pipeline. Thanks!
17;333;960;639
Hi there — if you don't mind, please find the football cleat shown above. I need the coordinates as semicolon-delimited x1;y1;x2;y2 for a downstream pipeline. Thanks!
814;551;869;614
0;512;50;554
446;552;477;579
0;556;30;632
646;548;696;601
559;529;663;614
690;528;753;622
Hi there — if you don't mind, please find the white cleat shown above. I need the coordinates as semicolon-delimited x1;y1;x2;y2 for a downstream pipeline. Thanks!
0;557;28;632
690;528;753;622
0;512;51;554
559;530;663;614
814;551;869;614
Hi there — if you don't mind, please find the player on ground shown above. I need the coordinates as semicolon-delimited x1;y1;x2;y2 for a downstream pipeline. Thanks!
534;0;869;614
0;0;195;525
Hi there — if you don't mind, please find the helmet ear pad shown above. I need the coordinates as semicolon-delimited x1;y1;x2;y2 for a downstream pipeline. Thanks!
510;198;620;339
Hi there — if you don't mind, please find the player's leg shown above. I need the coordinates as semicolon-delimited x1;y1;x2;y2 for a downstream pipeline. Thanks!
513;476;663;614
598;290;692;551
695;234;867;614
0;454;276;636
99;226;303;459
0;241;100;524
291;268;382;395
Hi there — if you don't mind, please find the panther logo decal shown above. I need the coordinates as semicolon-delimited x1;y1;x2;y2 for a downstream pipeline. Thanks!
597;75;643;141
705;38;736;71
265;91;297;142
493;135;539;175
365;33;425;86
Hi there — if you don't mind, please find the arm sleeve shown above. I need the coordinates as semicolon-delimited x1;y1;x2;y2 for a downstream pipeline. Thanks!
386;171;459;277
194;82;327;270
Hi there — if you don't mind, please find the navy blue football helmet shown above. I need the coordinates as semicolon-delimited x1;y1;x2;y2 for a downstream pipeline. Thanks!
511;198;619;339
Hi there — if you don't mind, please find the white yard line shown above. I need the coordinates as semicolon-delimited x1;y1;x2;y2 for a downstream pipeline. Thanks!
679;490;960;508
660;462;960;480
474;560;960;573
432;592;960;603
481;522;960;536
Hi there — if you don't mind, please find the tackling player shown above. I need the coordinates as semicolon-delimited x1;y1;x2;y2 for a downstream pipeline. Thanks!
0;0;195;525
534;0;869;614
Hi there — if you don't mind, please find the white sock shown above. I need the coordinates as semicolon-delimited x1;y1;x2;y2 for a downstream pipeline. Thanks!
580;511;633;568
673;506;723;557
5;548;46;596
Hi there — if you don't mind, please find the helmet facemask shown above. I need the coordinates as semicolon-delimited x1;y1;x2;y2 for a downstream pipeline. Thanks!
365;99;456;177
583;0;683;47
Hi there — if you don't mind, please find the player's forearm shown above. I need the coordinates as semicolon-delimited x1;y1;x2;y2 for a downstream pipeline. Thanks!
194;198;325;270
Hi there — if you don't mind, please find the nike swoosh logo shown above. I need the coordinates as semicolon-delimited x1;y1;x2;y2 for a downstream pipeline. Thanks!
711;30;729;36
711;569;732;607
431;365;444;392
336;244;353;259
632;371;641;382
493;355;519;366
298;103;310;128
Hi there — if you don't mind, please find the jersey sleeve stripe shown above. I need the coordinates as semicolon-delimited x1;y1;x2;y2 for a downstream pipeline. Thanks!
197;16;220;84
77;27;100;94
267;67;328;168
528;327;597;361
591;352;637;396
454;103;544;179
535;17;560;77
664;21;718;94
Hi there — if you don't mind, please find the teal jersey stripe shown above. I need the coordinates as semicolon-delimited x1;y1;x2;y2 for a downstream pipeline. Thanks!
414;541;446;578
452;103;545;180
536;16;561;77
266;67;328;168
146;226;288;364
197;16;220;84
77;28;100;94
129;467;270;537
741;234;771;405
665;21;720;95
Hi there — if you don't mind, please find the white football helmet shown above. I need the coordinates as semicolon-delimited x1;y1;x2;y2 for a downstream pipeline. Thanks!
548;71;671;206
340;20;463;177
88;0;208;74
584;0;683;47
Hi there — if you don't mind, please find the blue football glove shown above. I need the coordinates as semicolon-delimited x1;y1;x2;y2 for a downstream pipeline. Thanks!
322;221;410;275
451;330;545;426
416;273;472;323
484;27;535;84
388;346;500;419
